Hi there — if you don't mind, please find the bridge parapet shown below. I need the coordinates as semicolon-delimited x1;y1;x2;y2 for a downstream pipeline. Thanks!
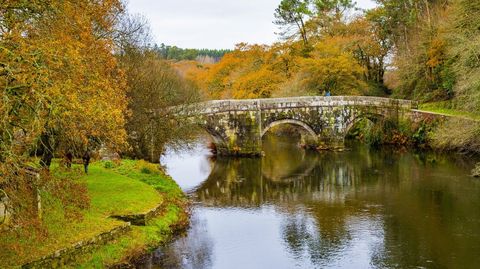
177;96;417;116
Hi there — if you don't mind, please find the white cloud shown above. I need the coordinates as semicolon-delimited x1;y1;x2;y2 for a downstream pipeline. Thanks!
128;0;377;49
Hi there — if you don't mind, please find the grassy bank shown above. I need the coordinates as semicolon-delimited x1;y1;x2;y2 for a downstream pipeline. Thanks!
419;101;480;121
417;102;480;154
74;160;189;268
0;160;187;268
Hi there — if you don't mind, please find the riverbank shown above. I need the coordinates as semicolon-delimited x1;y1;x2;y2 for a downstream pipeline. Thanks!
416;102;480;155
74;160;189;268
419;101;480;121
1;160;188;268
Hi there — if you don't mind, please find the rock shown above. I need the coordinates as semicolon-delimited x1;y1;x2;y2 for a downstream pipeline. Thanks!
99;146;121;161
472;163;480;178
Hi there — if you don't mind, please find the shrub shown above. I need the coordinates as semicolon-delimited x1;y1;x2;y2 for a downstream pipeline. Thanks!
140;167;152;174
135;160;161;175
348;116;437;148
104;161;115;169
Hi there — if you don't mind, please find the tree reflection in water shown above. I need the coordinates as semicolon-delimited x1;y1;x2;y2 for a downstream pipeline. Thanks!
139;133;480;269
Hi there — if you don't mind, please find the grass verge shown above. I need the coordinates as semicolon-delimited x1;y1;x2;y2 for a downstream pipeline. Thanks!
419;101;480;121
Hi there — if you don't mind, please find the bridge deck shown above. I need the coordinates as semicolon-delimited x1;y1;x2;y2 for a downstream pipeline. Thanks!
178;96;417;115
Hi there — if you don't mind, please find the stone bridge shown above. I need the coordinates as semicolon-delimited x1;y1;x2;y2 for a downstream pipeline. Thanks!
175;96;417;156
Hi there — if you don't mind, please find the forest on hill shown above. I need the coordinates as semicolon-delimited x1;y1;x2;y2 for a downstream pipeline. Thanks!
152;43;230;63
185;0;479;116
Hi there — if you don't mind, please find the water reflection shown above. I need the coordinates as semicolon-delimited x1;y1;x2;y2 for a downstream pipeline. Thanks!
160;138;214;191
137;212;214;269
141;135;480;269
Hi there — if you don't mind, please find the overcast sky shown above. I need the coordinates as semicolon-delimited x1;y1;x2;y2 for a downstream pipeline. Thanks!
128;0;377;50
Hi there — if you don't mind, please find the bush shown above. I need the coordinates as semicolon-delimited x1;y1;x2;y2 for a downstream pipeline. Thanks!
135;160;161;175
103;159;121;169
140;167;152;174
348;116;437;148
104;161;115;169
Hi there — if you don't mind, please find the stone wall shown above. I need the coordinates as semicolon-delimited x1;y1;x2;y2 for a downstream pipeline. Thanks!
22;223;131;269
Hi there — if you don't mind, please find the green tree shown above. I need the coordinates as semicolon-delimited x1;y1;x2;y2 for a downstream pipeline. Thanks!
274;0;312;46
448;0;480;113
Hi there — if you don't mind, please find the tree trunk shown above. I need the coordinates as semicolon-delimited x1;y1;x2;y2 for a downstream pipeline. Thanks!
39;133;54;170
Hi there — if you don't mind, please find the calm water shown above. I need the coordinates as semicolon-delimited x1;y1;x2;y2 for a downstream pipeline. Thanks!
139;136;480;269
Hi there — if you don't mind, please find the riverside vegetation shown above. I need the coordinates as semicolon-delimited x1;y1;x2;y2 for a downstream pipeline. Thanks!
0;1;194;267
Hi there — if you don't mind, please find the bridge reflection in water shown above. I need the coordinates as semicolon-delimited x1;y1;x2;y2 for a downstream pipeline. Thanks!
195;136;386;207
140;134;480;269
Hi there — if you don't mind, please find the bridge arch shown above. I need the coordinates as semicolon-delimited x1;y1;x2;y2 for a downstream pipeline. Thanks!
195;123;230;154
344;113;385;137
261;119;317;138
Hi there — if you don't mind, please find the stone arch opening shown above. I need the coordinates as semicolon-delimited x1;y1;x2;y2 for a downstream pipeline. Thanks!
261;119;317;138
345;113;384;140
195;124;229;155
261;119;318;150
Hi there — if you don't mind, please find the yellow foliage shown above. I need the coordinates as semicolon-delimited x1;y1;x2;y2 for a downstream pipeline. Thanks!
426;38;446;68
188;38;369;99
232;67;284;99
298;42;367;95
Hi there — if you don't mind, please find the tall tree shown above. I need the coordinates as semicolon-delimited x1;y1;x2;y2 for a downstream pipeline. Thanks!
121;50;200;162
313;0;355;18
448;0;480;113
274;0;312;46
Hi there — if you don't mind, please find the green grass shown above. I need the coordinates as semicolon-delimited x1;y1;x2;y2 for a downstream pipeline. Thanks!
109;160;184;200
74;160;188;268
75;203;186;268
0;159;186;268
84;164;162;217
419;101;480;120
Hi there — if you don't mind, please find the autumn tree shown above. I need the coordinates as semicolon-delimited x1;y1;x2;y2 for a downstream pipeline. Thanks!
32;0;128;168
120;48;201;162
372;0;454;101
322;8;394;94
1;0;129;168
232;67;284;99
447;0;480;113
297;41;367;95
0;0;130;230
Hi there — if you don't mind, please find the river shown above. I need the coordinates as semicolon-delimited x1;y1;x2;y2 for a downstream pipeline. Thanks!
137;135;480;269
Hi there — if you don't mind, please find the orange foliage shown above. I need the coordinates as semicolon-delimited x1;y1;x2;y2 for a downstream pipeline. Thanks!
187;39;367;99
1;0;128;165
